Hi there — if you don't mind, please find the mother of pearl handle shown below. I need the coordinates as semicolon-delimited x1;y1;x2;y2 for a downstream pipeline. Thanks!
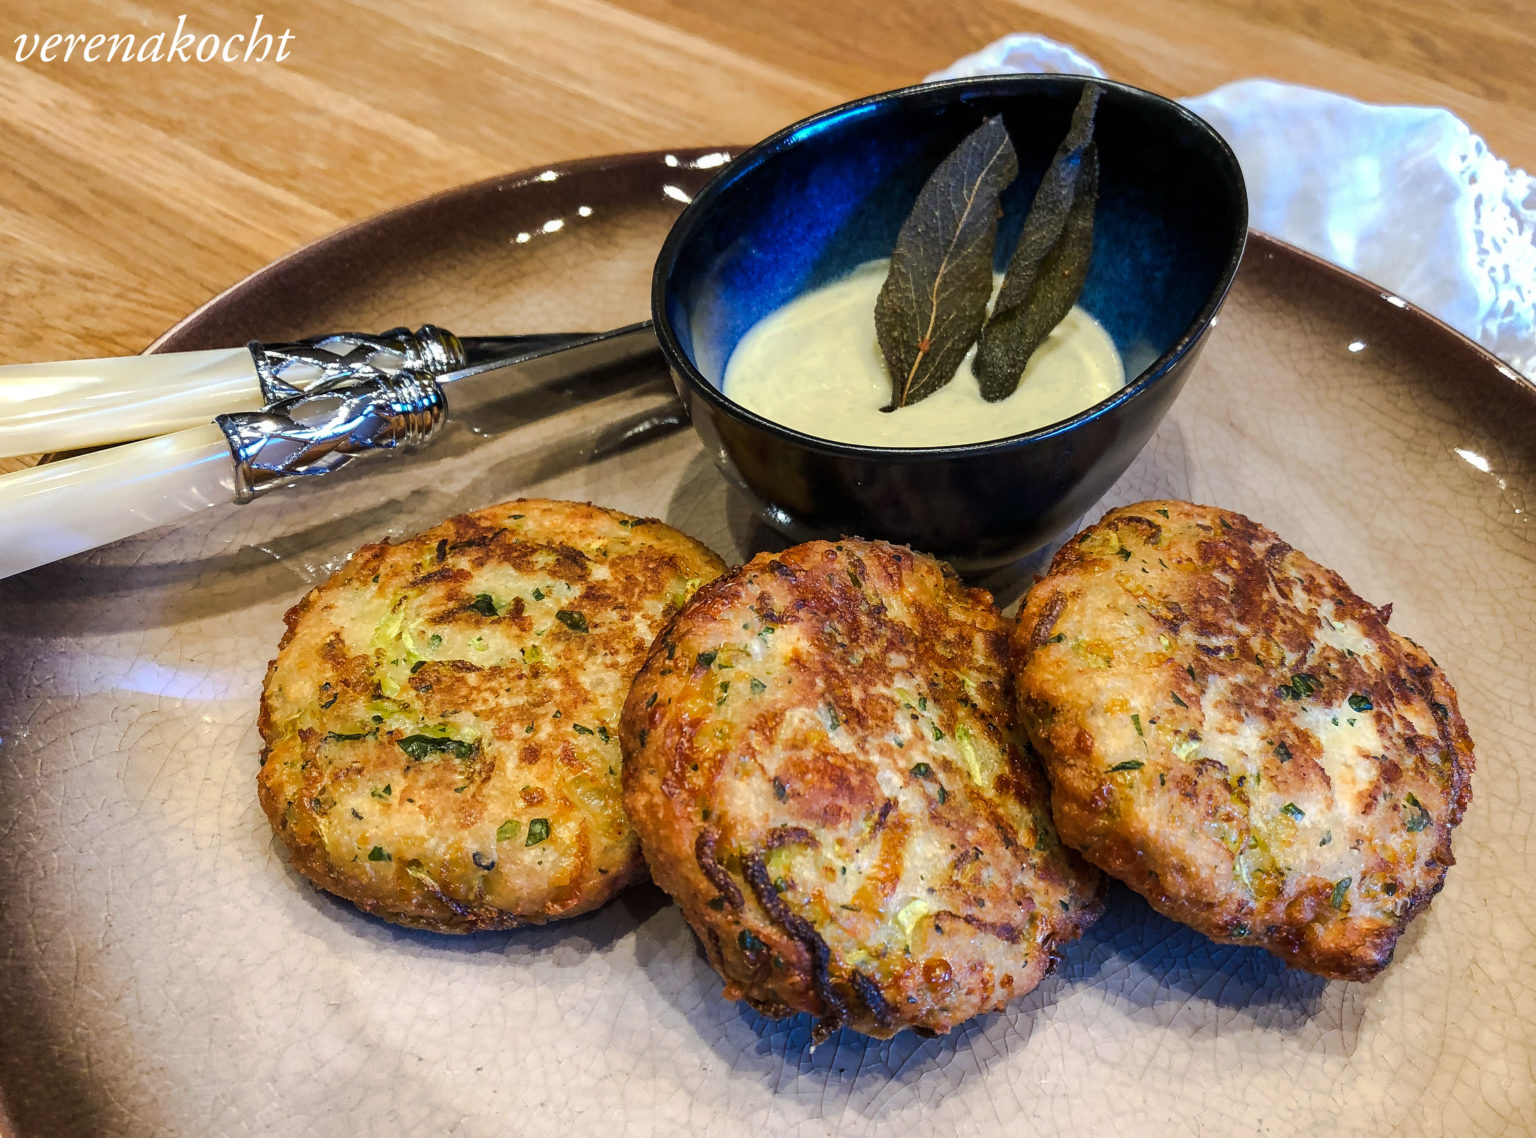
0;424;235;579
0;349;259;459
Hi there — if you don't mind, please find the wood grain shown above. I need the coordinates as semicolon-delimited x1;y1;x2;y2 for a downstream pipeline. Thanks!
0;0;1529;392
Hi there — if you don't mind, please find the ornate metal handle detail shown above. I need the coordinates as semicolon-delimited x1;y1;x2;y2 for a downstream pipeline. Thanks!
216;366;446;502
250;325;466;403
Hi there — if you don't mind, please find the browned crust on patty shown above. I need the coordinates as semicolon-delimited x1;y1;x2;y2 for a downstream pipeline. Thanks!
621;539;1104;1038
1014;500;1475;980
257;498;725;932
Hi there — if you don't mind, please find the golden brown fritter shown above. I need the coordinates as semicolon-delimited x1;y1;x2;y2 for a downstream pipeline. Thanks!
1014;500;1475;980
258;498;726;932
621;539;1104;1040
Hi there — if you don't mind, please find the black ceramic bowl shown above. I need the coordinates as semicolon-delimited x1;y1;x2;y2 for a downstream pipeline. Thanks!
653;75;1247;570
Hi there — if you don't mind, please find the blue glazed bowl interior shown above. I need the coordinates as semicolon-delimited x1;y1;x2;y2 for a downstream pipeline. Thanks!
663;77;1244;426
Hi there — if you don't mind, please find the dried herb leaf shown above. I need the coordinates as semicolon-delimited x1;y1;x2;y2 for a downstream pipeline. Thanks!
974;84;1102;401
397;734;476;761
555;609;588;633
875;116;1018;410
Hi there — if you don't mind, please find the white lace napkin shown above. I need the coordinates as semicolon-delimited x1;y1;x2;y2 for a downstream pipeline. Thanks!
929;35;1536;379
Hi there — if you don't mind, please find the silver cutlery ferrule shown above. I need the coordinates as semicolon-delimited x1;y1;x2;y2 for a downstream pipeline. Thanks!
217;365;446;502
250;324;467;403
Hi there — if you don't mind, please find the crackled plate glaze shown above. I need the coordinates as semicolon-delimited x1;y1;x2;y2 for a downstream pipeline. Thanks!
0;150;1531;1138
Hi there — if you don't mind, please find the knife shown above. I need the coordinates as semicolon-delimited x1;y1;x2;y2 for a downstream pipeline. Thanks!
0;321;679;580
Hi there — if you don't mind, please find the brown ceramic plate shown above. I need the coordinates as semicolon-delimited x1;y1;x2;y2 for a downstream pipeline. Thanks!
0;150;1531;1138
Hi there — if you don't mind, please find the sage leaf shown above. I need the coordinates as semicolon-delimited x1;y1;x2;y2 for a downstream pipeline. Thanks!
875;115;1018;410
974;84;1102;401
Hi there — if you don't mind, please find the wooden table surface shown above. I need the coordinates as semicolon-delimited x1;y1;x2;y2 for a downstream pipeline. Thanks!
0;0;1530;401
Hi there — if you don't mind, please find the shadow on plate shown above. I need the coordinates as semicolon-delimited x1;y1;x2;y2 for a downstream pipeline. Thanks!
630;876;1359;1115
625;899;1059;1105
0;971;117;1138
1058;882;1339;1029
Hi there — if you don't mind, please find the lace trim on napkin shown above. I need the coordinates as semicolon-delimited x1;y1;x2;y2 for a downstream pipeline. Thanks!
1453;128;1536;378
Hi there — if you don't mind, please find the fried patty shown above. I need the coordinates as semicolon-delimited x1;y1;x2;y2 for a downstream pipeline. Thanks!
1014;500;1474;980
621;539;1104;1039
258;498;726;931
